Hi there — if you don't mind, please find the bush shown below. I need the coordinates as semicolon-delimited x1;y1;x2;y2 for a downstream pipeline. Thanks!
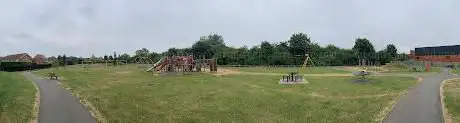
0;62;31;71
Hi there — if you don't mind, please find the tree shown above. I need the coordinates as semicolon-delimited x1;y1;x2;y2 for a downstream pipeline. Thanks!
288;33;311;56
167;48;178;56
109;56;113;60
352;38;375;65
275;42;289;52
119;54;130;60
377;50;391;65
260;41;274;65
206;34;226;50
104;55;108;61
113;52;117;60
62;55;67;67
135;48;149;57
57;55;62;65
192;40;213;59
113;52;118;66
385;44;398;58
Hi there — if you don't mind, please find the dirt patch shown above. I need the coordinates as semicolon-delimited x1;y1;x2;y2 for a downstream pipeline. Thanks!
212;68;241;76
113;71;132;74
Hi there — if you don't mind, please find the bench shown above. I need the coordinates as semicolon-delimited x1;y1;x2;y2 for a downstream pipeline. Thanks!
49;72;58;80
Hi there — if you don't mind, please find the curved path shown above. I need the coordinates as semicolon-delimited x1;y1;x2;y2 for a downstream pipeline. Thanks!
23;72;96;123
383;68;454;123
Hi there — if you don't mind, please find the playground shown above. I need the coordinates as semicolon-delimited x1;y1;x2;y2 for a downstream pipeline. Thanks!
33;63;420;123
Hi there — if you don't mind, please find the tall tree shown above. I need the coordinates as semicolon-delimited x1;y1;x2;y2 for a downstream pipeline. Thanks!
192;41;213;59
113;52;117;60
62;55;67;67
135;48;149;57
57;55;62;65
288;33;311;56
352;38;375;65
260;41;274;65
206;34;226;50
385;44;398;58
167;48;178;56
119;54;130;60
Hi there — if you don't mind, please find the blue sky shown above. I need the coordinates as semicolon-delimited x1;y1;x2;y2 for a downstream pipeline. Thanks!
0;0;459;57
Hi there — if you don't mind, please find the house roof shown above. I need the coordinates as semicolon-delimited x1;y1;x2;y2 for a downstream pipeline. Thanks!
1;53;32;62
33;54;47;64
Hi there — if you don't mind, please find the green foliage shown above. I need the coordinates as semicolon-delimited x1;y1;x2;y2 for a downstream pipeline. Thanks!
385;44;398;58
443;79;460;122
288;33;311;56
192;40;214;59
0;62;31;71
353;38;375;59
125;33;404;66
119;54;130;61
260;41;274;65
135;48;149;57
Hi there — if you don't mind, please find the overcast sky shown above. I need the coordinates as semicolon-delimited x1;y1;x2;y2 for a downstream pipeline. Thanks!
0;0;459;57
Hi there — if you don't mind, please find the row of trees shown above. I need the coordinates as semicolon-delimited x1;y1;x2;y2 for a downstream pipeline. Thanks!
48;33;408;66
130;33;407;66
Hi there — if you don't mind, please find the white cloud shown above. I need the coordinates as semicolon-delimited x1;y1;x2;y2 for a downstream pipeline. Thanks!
0;0;459;57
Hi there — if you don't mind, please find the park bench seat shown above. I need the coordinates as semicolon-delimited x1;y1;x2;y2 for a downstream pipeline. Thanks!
49;72;58;80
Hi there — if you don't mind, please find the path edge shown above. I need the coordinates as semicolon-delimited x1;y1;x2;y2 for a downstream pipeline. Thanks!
31;72;107;123
440;78;460;123
55;78;108;123
29;75;40;123
379;77;423;123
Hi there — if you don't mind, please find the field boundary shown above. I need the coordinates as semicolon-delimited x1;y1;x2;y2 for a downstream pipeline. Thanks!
440;78;460;123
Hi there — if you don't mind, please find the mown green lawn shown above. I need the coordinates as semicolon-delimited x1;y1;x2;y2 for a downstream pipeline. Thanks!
443;79;460;122
35;65;416;123
0;72;36;123
226;66;349;74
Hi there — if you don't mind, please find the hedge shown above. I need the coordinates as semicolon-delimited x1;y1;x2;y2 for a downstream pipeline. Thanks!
0;62;52;72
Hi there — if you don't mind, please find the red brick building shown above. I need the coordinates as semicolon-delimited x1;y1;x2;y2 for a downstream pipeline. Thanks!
409;45;460;62
1;53;33;62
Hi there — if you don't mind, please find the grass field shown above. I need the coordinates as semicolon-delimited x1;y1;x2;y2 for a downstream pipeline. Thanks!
226;66;348;74
443;79;460;122
0;72;36;123
452;69;458;74
35;65;417;123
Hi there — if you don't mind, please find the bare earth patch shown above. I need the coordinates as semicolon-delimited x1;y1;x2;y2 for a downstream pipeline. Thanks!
212;68;241;76
112;71;132;75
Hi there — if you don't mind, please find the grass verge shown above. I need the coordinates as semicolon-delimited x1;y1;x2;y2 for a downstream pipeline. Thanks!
0;72;37;123
442;78;460;123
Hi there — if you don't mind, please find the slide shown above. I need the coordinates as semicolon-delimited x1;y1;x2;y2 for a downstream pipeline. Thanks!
146;57;168;72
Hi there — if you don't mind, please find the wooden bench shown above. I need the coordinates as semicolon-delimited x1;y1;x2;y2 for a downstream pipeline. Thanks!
49;72;58;80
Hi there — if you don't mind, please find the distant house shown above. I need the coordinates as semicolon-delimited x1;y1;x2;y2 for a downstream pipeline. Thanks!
1;53;33;62
32;54;47;64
